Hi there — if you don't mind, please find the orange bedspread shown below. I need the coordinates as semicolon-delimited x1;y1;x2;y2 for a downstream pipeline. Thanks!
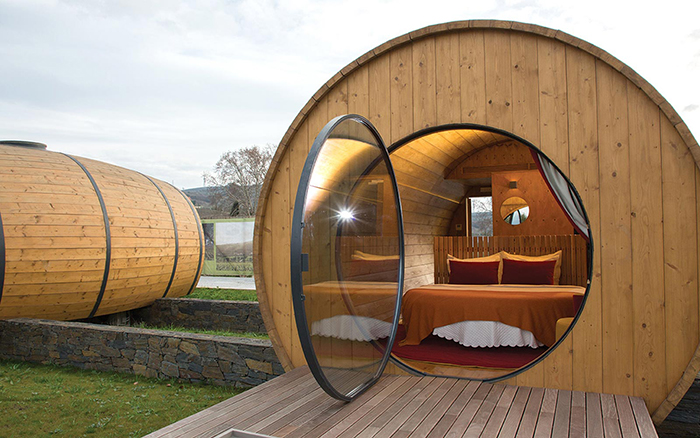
400;284;585;347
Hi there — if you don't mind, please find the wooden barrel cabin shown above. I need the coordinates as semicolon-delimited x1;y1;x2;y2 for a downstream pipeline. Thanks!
254;20;700;423
0;141;204;321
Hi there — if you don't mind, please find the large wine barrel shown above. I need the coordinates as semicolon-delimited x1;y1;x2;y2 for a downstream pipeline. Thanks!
255;20;700;423
0;141;204;320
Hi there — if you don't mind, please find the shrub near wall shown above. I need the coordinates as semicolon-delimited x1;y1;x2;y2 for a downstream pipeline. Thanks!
0;319;283;387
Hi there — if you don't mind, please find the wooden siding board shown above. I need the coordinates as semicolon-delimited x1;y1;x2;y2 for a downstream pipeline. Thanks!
597;61;634;396
390;45;414;144
270;150;293;368
628;82;667;410
484;30;514;132
288;121;310;367
566;47;603;394
537;38;570;174
435;33;461;125
660;115;699;395
459;30;487;125
412;38;437;131
368;55;391;142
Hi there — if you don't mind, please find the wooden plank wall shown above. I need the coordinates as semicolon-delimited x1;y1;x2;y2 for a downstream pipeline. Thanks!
256;23;700;419
433;235;588;287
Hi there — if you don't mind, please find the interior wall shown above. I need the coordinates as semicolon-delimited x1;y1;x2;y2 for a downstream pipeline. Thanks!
448;200;467;236
491;169;574;237
255;21;700;420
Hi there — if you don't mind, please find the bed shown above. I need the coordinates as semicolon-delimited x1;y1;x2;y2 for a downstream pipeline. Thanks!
304;249;585;352
400;283;585;348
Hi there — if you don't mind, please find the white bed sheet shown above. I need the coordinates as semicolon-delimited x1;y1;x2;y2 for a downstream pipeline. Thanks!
311;315;392;342
310;315;544;348
432;320;544;349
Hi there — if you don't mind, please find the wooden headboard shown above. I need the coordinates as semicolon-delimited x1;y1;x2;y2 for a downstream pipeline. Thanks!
434;235;588;287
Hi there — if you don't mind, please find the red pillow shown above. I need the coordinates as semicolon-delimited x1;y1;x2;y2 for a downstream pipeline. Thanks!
501;258;556;285
448;260;500;285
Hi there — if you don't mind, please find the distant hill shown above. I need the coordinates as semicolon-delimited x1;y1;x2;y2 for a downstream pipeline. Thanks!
183;186;216;208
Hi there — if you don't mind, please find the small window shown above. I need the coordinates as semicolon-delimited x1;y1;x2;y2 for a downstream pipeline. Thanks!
470;196;493;237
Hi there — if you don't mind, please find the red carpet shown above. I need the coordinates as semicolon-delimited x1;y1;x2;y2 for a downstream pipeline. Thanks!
386;325;547;369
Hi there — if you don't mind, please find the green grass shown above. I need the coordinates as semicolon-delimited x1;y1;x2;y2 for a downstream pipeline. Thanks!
187;288;257;301
133;323;269;340
0;359;243;438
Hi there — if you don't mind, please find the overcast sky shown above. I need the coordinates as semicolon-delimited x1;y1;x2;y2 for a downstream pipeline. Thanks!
1;0;698;189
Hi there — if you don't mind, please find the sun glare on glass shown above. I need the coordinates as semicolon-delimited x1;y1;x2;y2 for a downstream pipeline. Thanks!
338;210;354;221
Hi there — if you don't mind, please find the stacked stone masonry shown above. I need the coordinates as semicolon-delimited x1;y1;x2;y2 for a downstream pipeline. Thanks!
0;318;283;387
133;298;266;333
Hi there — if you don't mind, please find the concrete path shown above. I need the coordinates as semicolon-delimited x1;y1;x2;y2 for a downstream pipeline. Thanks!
196;276;256;290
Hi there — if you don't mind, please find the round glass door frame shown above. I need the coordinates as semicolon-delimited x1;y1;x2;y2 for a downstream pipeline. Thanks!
290;114;405;401
384;123;594;383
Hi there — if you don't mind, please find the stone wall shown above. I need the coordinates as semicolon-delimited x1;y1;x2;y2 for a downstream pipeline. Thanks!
133;298;266;334
0;318;283;387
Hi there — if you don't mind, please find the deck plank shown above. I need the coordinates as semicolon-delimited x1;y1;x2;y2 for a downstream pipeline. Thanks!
600;393;622;438
391;378;464;438
533;388;557;438
364;378;456;438
516;387;545;438
464;384;506;437
291;376;418;438
145;367;658;438
630;397;659;438
444;382;492;437
279;376;403;438
480;384;518;437
615;395;641;438
586;392;604;438
569;391;586;437
551;389;571;438
425;381;481;438
314;376;424;438
189;371;324;438
497;386;531;438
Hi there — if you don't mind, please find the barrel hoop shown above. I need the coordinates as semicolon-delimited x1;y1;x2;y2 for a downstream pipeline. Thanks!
173;185;203;295
62;154;111;318
142;175;179;298
0;212;5;304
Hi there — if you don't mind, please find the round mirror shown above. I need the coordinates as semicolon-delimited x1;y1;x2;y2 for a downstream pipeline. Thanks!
500;197;529;225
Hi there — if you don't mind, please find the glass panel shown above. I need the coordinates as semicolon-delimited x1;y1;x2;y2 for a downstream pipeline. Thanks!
470;197;493;236
203;223;215;261
294;116;402;400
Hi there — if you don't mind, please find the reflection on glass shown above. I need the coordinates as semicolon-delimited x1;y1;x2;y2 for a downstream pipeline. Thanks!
301;118;400;398
500;197;529;225
203;223;215;261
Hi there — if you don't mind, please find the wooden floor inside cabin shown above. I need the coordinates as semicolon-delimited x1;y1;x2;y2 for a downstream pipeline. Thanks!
145;366;658;438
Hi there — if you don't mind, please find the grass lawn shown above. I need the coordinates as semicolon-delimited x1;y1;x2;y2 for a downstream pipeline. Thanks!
0;359;243;438
187;288;257;301
133;323;269;340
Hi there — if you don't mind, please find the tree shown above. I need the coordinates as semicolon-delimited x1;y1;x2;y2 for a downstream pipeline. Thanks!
204;144;274;217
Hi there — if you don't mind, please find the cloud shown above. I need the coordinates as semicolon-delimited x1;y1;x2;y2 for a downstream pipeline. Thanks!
1;0;699;188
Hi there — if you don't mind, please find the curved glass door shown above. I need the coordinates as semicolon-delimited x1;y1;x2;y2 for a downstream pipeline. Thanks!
291;115;404;401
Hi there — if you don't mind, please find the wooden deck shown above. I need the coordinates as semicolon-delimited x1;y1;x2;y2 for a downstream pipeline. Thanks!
146;366;658;438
